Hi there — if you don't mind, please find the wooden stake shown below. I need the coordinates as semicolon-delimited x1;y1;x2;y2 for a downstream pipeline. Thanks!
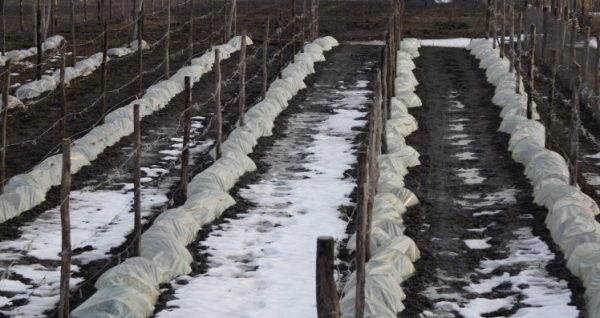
493;0;497;49
262;17;270;100
549;49;558;147
188;0;193;63
509;4;515;72
165;0;170;79
215;48;222;159
180;76;191;202
239;30;246;125
137;12;143;97
569;19;576;82
101;22;108;122
0;0;5;56
277;9;283;79
354;149;368;318
0;59;10;193
527;24;536;119
595;34;600;97
542;6;548;60
583;26;590;85
292;0;296;55
133;103;141;256
501;0;505;58
36;0;42;80
315;236;340;318
58;138;71;318
60;44;67;140
569;63;580;185
516;13;523;94
209;0;214;46
70;0;76;67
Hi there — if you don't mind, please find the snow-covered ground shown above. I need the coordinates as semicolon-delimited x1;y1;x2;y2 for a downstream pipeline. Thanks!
155;70;372;317
0;117;211;317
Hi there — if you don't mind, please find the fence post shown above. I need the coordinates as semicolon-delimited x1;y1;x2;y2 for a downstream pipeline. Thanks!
583;26;590;85
133;103;141;257
354;148;368;318
0;59;10;193
239;29;247;126
215;48;222;159
36;0;42;80
548;49;558;148
1;0;5;56
516;13;523;94
165;0;170;79
542;6;548;60
188;0;193;63
509;4;515;72
101;22;108;122
500;0;505;58
60;44;67;140
315;236;340;318
569;19;576;83
58;138;71;318
292;0;296;55
180;76;191;202
262;17;270;100
210;0;214;46
493;0;497;49
137;11;143;97
569;63;580;185
527;24;536;120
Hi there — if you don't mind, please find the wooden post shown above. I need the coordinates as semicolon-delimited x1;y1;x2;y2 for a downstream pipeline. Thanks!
137;12;143;97
165;0;170;79
527;24;536;120
133;103;141;256
209;0;214;46
188;0;193;63
493;0;497;49
262;17;270;100
0;0;5;56
97;0;101;24
509;4;515;72
542;6;548;60
233;0;237;36
215;48;222;159
36;0;42;80
180;76;191;202
70;0;76;67
354;149;368;318
315;236;340;318
292;0;296;55
101;22;108;122
0;59;10;192
381;43;388;154
315;0;319;38
583;26;590;85
569;63;581;185
549;48;558;129
516;13;523;94
596;34;600;97
501;0;505;58
569;19;576;82
239;30;247;126
277;9;283;79
486;0;491;39
58;138;71;318
560;8;568;63
60;44;67;140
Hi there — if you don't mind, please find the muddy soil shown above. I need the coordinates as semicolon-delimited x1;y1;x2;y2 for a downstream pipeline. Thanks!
400;47;585;316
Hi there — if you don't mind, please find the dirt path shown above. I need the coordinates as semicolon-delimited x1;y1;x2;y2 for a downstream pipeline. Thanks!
400;47;586;317
152;44;379;317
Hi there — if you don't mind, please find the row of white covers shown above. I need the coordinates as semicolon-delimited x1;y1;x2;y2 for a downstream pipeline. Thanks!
339;38;423;317
71;36;339;317
467;38;600;318
0;36;250;224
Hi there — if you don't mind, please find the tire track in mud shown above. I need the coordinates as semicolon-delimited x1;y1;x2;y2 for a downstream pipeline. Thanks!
400;47;585;317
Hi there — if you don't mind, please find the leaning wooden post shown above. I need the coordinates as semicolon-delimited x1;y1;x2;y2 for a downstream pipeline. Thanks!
60;45;67;140
165;0;170;79
527;24;536;120
101;22;108;122
214;48;222;159
315;236;340;318
262;17;270;100
133;103;141;257
239;30;247;126
36;0;42;80
0;59;10;192
354;149;369;318
516;13;523;94
569;63;581;185
137;11;143;97
548;49;558;147
180;76;191;202
583;26;590;85
70;0;76;67
58;138;71;318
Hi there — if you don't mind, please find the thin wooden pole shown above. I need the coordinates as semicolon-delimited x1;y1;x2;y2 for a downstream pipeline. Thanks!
277;9;283;79
165;0;170;79
209;0;214;46
509;4;515;72
501;0;505;58
595;34;600;97
548;49;558;147
542;6;549;60
70;0;76;67
0;0;5;56
527;24;536;119
215;48;222;159
137;11;143;97
188;0;193;63
516;13;523;94
58;138;71;318
36;0;42;80
583;26;590;85
133;103;141;256
101;22;108;122
354;149;368;318
60;44;67;140
180;76;191;202
239;29;247;126
292;0;296;55
569;19;576;82
493;0;497;49
262;17;269;100
569;63;581;185
315;236;340;318
0;59;10;193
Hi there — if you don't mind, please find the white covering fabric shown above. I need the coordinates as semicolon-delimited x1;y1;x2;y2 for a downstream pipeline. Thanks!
0;36;252;225
469;38;600;317
341;38;422;317
0;35;64;67
72;36;339;317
